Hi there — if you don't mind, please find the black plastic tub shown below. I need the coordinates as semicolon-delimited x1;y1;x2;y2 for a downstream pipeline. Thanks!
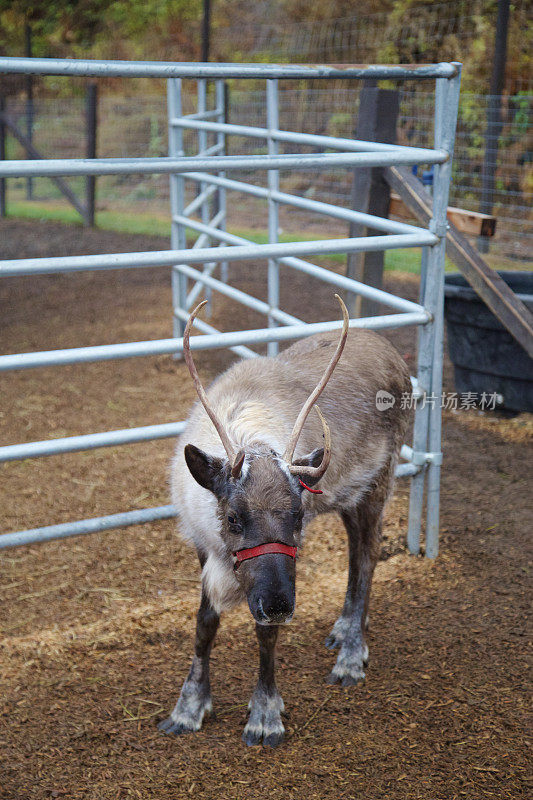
444;271;533;413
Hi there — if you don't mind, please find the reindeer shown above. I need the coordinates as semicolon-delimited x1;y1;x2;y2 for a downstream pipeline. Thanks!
158;295;412;747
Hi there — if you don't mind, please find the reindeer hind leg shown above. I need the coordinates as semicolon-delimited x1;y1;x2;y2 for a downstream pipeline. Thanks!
325;484;386;687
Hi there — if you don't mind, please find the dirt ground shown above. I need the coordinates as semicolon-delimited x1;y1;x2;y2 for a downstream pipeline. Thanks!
1;218;531;800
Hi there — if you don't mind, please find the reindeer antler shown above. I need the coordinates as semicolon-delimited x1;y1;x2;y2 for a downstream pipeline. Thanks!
183;301;243;474
284;294;349;480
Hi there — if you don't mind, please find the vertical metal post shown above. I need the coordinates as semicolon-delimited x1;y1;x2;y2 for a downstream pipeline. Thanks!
197;78;212;314
407;245;430;554
424;66;461;559
215;79;228;283
0;96;6;217
266;79;280;357
85;82;98;227
167;78;187;347
197;79;208;225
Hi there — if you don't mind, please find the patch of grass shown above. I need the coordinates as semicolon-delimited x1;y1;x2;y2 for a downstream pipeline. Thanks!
7;200;86;227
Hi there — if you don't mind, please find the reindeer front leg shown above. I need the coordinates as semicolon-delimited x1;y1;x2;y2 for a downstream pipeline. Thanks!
243;623;285;747
158;589;219;735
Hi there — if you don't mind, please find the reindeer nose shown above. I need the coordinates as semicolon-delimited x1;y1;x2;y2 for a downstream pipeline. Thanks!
256;594;294;625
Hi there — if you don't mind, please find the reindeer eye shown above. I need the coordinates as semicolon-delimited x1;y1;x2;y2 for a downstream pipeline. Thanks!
227;514;241;530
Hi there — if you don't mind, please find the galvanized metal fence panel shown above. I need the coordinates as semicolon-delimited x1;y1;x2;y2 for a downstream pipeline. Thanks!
0;58;461;556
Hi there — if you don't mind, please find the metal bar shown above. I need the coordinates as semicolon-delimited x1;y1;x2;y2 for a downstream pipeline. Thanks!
267;79;280;356
0;422;186;463
173;308;257;359
0;149;450;179
191;231;211;250
0;455;418;548
175;262;303;326
186;259;216;307
182;183;217;217
0;313;429;372
180;108;219;121
425;66;462;559
400;444;413;461
0;505;178;550
409;376;424;402
196;79;212;314
215;79;228;283
197;80;208;220
407;246;431;555
180;209;225;308
170;216;430;315
0;232;438;278
0;57;459;80
189;207;225;236
184;211;224;308
167;78;187;344
184;170;430;236
197;142;224;157
169;117;448;161
396;463;420;478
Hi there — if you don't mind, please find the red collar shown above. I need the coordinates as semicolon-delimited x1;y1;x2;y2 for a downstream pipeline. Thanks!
299;479;323;494
233;542;297;570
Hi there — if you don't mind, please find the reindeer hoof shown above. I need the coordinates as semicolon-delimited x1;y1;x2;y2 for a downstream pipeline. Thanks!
242;721;285;748
326;668;366;687
327;642;368;687
157;689;212;736
263;730;285;748
158;715;200;736
243;690;285;748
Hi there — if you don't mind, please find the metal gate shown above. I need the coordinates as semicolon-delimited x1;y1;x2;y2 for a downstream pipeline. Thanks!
0;58;461;556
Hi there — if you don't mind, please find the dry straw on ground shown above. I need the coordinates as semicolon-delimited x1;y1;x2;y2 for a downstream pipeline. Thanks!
1;219;531;799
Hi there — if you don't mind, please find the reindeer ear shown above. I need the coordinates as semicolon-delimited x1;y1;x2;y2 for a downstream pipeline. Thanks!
184;444;227;496
291;448;324;487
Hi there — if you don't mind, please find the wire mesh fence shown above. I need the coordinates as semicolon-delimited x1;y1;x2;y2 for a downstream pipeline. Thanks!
3;81;531;259
211;0;532;95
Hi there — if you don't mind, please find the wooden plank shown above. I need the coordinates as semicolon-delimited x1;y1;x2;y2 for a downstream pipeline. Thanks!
389;192;496;237
385;165;533;358
0;110;89;223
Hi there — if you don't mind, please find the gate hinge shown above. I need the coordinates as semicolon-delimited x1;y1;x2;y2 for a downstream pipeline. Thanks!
411;450;443;466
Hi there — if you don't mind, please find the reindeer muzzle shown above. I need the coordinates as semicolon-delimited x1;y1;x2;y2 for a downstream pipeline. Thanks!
233;543;298;570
